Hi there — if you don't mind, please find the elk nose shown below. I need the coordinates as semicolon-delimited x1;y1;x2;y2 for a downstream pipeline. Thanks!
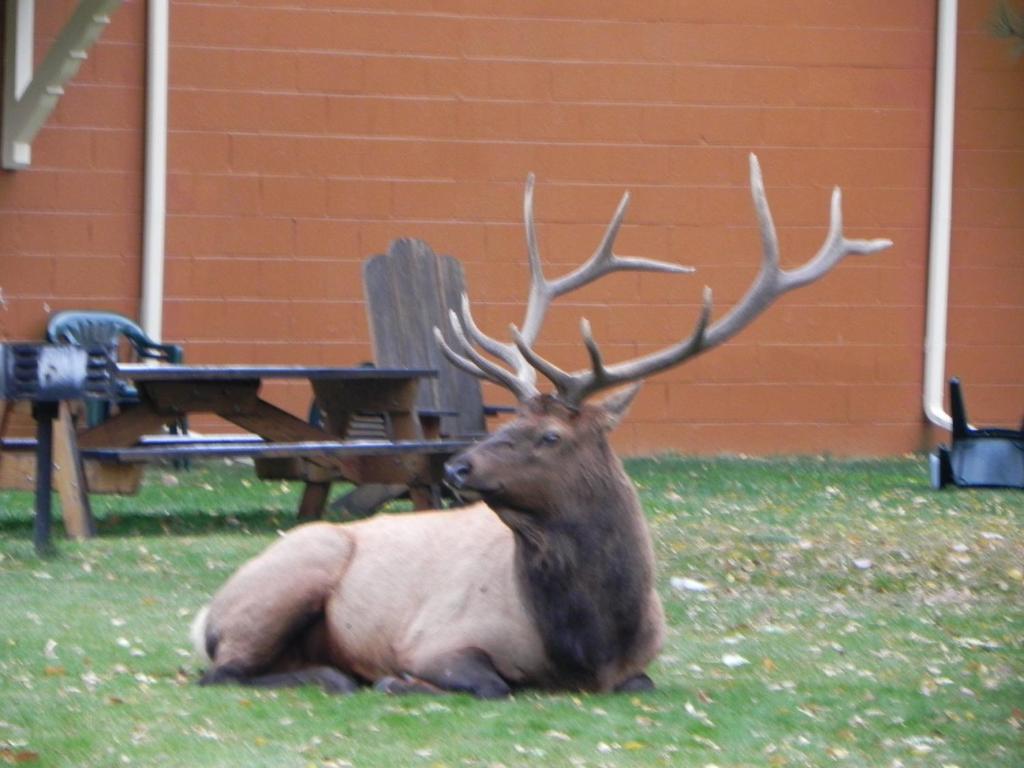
444;458;472;489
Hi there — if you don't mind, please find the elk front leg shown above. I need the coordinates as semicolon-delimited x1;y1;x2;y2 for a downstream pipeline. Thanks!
376;648;512;699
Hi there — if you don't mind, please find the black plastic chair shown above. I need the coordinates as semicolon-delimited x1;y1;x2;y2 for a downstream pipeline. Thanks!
930;378;1024;490
46;311;185;430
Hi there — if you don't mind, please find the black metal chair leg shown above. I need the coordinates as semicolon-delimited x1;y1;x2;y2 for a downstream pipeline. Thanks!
949;377;969;440
32;402;58;555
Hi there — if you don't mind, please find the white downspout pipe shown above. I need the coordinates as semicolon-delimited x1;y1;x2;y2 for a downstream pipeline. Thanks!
923;0;959;431
140;0;168;341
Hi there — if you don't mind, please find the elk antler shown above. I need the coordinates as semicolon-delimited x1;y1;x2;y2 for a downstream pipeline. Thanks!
435;154;893;407
434;172;695;401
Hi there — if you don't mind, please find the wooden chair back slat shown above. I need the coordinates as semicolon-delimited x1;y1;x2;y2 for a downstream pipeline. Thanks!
363;239;486;438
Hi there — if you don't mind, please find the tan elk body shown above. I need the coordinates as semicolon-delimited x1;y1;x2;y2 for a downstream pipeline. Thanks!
191;155;891;697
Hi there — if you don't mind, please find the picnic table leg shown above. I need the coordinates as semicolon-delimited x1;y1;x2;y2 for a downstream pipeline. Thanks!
380;379;448;510
32;402;57;556
53;401;95;539
297;481;331;521
408;485;436;510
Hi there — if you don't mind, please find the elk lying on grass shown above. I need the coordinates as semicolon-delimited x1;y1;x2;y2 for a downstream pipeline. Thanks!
190;155;891;697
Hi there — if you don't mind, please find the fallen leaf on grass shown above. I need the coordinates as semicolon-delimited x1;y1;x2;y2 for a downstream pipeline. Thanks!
690;734;721;751
956;637;1002;651
721;653;749;668
684;701;714;727
671;577;711;593
513;745;545;757
0;750;39;764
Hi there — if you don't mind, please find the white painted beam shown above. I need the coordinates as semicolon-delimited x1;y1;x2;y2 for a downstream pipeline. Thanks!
2;0;124;170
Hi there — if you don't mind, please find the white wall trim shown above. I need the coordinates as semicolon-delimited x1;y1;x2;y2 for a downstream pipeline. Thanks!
140;0;169;342
923;0;960;432
1;0;123;170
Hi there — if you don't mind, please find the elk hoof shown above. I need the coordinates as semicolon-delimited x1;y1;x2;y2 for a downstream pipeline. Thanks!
614;673;656;693
375;675;443;695
197;664;243;686
471;678;512;699
311;667;360;694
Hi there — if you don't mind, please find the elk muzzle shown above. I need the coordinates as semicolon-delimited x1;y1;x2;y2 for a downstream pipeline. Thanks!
444;457;473;490
443;453;491;503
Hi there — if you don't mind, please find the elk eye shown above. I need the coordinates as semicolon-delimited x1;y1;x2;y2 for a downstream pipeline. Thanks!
541;431;561;446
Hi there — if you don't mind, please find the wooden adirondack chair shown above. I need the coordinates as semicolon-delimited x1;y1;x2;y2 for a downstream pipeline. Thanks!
329;238;512;516
364;238;501;439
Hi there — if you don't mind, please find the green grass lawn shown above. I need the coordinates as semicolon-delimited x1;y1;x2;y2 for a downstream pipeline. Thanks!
0;457;1021;767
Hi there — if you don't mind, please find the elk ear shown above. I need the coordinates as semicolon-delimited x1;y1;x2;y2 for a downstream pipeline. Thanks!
596;383;643;432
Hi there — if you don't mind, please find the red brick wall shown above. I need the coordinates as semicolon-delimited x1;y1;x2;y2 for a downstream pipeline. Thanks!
946;1;1024;432
0;1;146;329
1;1;1021;455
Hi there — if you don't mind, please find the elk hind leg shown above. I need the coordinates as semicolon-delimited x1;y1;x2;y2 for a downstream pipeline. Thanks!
196;523;356;692
201;663;358;694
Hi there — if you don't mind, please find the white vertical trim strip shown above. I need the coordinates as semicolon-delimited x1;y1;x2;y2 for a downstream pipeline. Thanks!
141;0;169;341
924;0;959;432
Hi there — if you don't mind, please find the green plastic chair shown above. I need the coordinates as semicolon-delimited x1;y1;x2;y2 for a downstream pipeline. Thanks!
46;311;184;429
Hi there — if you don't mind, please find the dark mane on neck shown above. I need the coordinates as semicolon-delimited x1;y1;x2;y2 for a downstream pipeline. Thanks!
498;453;655;689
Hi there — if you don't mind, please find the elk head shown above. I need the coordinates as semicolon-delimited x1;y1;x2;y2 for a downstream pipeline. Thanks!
437;154;893;511
443;390;638;514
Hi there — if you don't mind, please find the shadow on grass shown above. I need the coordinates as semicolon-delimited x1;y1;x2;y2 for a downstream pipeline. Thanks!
0;507;301;539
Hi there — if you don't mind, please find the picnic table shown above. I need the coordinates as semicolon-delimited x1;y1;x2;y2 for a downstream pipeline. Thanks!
3;362;472;552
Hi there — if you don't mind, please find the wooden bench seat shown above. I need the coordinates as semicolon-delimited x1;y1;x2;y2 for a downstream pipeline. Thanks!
82;438;472;463
1;432;265;454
